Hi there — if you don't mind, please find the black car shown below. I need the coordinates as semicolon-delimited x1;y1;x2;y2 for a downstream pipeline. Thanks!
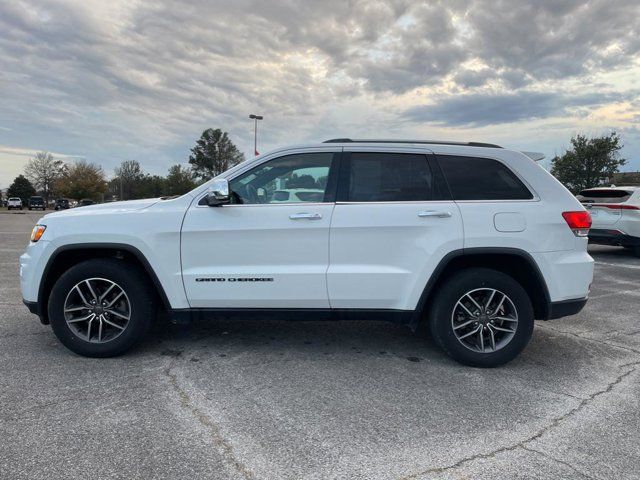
77;198;96;207
54;198;70;210
28;196;46;211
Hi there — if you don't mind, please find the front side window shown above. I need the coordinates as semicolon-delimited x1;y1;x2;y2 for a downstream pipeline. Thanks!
342;152;439;202
438;156;533;200
229;153;334;204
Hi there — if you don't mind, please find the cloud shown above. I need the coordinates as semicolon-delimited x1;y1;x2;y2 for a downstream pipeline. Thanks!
0;0;639;181
403;90;629;127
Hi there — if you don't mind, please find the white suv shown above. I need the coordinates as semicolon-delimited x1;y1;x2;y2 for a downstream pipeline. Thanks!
8;197;22;210
20;140;594;367
577;186;640;256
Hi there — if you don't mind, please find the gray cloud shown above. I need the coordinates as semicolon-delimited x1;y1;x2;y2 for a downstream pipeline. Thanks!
403;90;626;127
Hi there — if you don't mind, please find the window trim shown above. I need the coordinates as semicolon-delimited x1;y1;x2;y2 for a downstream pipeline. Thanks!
434;153;539;202
336;151;446;203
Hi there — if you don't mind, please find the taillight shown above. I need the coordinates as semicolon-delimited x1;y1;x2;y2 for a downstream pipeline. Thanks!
562;211;591;237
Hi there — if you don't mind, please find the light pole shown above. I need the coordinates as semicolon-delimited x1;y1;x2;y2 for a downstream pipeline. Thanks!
249;114;263;156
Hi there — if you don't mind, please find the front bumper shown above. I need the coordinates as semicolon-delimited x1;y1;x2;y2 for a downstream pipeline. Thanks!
589;229;640;248
547;297;588;320
23;299;48;324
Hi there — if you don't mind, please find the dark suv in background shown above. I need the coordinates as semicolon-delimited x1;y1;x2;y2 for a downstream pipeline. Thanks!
28;196;45;211
54;198;70;210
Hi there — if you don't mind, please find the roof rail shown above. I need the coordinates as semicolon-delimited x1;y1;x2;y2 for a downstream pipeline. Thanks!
322;138;502;148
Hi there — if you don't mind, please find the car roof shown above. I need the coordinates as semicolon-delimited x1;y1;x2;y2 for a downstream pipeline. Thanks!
580;186;638;192
322;138;503;148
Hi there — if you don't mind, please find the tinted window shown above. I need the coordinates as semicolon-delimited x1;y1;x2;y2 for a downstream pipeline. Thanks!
438;156;533;200
344;152;437;202
229;153;334;204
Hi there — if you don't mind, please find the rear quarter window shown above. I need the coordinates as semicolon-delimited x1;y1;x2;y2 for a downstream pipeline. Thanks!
437;155;533;201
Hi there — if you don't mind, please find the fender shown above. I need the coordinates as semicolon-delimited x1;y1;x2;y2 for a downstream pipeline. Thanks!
38;243;172;317
410;247;552;329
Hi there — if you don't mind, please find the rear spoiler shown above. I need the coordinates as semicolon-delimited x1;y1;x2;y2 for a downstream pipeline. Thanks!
521;151;545;162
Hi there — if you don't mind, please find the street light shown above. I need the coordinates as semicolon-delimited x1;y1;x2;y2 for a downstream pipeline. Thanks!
249;114;263;156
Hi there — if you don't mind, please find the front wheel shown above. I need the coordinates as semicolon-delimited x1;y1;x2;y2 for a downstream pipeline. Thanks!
428;268;534;367
48;258;155;357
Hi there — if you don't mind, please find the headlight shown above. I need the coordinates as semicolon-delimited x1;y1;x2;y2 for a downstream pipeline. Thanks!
30;225;46;242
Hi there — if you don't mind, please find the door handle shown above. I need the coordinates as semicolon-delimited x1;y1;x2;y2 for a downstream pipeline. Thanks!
289;212;323;220
418;210;452;218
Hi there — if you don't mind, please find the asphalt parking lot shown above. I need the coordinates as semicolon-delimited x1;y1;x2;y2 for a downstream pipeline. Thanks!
1;211;639;480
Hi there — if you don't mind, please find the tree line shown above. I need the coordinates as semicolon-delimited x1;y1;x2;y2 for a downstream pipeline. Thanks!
4;130;631;204
6;128;245;204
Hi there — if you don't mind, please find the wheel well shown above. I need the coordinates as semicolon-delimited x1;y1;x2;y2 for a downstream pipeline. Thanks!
39;247;169;324
419;252;550;321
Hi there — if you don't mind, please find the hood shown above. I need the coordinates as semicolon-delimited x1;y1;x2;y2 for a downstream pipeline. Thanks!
44;198;161;218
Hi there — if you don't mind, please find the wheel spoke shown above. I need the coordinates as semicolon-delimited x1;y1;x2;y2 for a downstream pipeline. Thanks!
458;326;481;340
106;291;124;308
464;294;483;314
457;301;477;318
98;316;103;342
493;294;507;315
85;280;98;302
99;283;116;302
106;309;129;320
478;328;485;351
453;319;476;330
67;313;94;324
64;305;88;313
102;317;126;330
484;289;496;310
74;285;91;307
492;316;518;323
488;326;496;351
490;324;516;334
87;316;94;340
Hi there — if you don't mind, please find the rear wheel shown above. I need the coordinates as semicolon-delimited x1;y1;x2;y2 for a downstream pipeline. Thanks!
48;258;155;357
428;268;534;367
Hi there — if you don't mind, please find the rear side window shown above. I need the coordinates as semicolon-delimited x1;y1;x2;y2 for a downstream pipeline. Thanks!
577;189;633;203
438;156;533;200
341;152;441;202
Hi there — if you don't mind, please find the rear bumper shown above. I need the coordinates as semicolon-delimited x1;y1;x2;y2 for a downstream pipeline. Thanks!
589;229;640;247
546;297;588;320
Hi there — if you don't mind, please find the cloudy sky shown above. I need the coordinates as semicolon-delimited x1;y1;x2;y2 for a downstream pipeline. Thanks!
1;0;639;187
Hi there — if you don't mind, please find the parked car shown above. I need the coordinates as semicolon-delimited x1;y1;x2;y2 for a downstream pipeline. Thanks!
27;196;45;211
54;198;70;210
577;186;640;256
20;139;594;366
7;197;22;210
77;198;96;207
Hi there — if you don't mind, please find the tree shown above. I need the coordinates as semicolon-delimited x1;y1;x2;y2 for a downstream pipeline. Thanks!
24;151;66;202
114;160;144;200
551;133;626;193
188;128;245;180
56;160;107;201
165;164;197;195
136;175;166;199
7;175;36;204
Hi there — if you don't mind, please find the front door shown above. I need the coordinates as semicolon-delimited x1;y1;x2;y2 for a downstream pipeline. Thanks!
181;150;339;308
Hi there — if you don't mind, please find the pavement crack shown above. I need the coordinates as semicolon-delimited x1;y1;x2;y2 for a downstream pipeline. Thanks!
520;445;600;480
398;361;640;479
163;363;255;480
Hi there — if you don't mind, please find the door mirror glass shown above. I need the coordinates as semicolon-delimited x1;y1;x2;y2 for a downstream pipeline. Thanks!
206;178;230;206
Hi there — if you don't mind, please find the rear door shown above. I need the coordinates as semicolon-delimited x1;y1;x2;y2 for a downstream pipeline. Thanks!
327;148;463;310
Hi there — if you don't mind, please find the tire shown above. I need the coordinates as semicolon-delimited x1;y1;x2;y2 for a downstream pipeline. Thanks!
428;267;534;368
634;246;640;258
48;258;155;357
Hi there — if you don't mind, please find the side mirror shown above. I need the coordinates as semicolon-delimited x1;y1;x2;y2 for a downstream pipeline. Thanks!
206;178;231;206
